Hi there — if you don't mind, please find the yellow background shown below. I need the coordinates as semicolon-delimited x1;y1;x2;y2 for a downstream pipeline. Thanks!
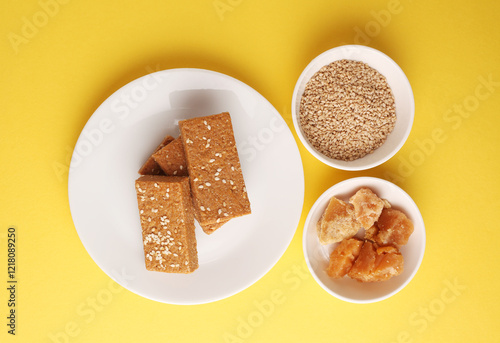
1;0;499;342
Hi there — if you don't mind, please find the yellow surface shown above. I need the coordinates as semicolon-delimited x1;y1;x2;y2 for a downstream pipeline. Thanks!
1;0;499;342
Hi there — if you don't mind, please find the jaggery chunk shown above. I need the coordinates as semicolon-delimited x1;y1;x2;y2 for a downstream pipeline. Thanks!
348;241;403;282
179;112;251;234
364;225;379;241
375;208;414;246
326;238;363;278
152;137;188;176
317;196;361;245
138;135;175;175
349;187;386;229
135;175;198;273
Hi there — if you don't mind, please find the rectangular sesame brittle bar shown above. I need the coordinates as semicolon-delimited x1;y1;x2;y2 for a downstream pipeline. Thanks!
179;112;251;234
152;137;188;176
135;175;198;273
138;135;175;175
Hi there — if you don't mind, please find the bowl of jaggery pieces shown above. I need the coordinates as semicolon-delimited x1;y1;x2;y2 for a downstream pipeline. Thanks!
292;45;414;170
303;177;425;303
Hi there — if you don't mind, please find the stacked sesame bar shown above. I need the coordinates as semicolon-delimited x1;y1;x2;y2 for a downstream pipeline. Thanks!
135;175;198;273
152;137;188;177
135;112;251;273
138;135;175;175
179;112;251;234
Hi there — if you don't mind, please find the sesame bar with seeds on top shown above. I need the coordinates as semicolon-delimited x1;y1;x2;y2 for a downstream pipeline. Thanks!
135;175;198;273
179;112;251;234
152;136;188;176
138;135;175;175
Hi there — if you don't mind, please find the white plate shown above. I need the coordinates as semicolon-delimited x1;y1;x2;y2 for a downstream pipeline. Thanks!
68;68;304;305
303;177;425;303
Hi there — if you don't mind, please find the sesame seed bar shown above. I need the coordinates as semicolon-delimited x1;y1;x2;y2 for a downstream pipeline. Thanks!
179;112;251;234
152;137;188;176
135;175;198;273
138;135;175;175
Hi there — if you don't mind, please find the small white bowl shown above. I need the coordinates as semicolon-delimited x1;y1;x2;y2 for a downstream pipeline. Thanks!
303;177;425;303
291;45;415;170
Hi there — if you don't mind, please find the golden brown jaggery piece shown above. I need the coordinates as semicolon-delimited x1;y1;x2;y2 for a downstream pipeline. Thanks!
348;241;403;282
135;175;198;273
375;208;414;246
179;112;251;234
138;135;175;175
364;225;379;241
371;245;404;281
349;187;386;229
152;137;188;176
382;199;392;209
317;196;361;245
326;238;363;278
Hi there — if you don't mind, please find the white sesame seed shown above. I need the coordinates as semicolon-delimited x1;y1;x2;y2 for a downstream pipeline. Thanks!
152;208;158;213
173;170;177;175
150;196;155;200
203;120;207;125
193;178;198;181
154;183;158;188
231;166;235;171
179;165;183;170
217;168;222;172
222;179;226;183
200;206;205;211
205;182;211;186
214;177;220;181
207;125;211;130
140;210;144;214
198;185;203;189
218;209;222;215
209;159;215;163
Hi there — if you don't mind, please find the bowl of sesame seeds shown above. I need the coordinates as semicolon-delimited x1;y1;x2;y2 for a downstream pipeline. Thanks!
291;45;414;170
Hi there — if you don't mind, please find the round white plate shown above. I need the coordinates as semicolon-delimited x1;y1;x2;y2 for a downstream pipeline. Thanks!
68;68;304;305
303;177;425;303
